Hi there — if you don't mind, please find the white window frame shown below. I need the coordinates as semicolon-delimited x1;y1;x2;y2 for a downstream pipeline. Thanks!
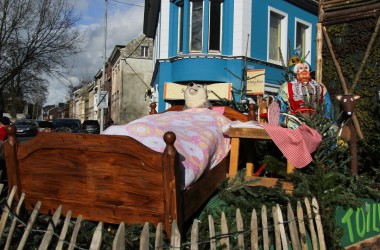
267;7;288;65
178;4;184;53
294;18;312;64
208;1;223;54
141;46;149;57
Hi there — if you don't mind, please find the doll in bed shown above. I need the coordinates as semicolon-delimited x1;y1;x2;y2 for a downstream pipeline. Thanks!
183;82;228;116
183;82;212;109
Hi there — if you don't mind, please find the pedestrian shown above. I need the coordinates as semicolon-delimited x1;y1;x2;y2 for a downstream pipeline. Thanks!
0;116;11;182
0;116;11;141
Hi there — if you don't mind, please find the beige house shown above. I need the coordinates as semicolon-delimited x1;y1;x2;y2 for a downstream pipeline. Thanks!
109;34;154;124
70;81;97;122
70;34;154;126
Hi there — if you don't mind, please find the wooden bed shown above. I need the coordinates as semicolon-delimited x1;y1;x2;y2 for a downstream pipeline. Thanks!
4;105;254;236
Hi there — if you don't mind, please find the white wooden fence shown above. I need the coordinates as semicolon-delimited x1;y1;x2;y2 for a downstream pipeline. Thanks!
0;185;326;249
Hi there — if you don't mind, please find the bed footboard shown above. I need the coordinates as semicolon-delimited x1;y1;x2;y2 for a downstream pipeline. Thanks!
4;125;181;236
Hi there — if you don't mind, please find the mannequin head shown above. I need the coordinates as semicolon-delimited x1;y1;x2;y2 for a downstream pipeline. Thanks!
294;62;311;83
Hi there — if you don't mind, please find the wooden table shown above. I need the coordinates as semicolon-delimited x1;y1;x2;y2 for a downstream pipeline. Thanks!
227;126;294;191
228;127;271;177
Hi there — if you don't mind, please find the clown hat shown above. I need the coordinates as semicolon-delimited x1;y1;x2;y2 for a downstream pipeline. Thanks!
288;52;311;74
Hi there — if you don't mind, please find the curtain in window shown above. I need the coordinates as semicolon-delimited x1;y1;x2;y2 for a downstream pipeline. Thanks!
296;23;307;57
269;12;281;61
191;1;203;51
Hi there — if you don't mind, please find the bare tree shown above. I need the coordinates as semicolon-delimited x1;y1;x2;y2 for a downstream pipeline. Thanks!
0;0;83;116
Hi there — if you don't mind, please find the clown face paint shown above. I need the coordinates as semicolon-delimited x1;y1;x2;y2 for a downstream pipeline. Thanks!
294;63;311;83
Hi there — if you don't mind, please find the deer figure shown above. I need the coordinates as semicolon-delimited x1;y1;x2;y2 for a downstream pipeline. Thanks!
336;94;360;174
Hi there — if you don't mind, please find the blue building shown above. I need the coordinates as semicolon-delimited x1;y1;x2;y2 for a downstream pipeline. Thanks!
144;0;319;112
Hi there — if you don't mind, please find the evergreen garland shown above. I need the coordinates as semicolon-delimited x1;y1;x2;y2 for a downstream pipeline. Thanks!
189;101;380;249
1;111;379;249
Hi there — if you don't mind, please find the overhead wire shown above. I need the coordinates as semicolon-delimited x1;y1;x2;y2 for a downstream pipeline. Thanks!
109;0;144;7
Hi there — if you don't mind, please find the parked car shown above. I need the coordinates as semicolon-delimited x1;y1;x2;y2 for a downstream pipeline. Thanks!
52;118;81;133
81;120;100;134
14;119;38;137
36;120;55;132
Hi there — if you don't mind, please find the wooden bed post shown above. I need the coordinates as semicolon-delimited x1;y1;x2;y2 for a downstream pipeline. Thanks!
149;102;158;115
4;125;22;199
161;131;182;236
247;103;256;121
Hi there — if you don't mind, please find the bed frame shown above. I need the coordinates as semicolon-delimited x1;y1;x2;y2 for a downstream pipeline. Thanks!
4;105;253;236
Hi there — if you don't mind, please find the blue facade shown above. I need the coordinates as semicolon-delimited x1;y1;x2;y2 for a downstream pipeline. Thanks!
251;0;318;66
152;0;318;112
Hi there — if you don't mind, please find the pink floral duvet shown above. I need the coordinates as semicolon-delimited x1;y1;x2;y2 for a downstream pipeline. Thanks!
102;108;231;189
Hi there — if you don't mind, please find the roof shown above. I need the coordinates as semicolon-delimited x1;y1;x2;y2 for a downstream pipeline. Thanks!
108;45;125;62
286;0;319;14
319;0;380;25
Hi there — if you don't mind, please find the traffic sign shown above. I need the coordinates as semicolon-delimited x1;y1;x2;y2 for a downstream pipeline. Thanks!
97;91;108;108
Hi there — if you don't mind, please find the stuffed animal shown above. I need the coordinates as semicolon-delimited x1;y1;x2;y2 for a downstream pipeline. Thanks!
336;94;360;142
184;82;212;109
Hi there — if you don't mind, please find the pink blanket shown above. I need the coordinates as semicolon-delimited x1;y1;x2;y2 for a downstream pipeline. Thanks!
102;108;231;188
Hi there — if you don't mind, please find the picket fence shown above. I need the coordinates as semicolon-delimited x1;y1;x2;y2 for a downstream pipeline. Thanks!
0;184;326;249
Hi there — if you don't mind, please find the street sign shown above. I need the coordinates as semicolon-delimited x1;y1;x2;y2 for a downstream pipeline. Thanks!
97;91;108;109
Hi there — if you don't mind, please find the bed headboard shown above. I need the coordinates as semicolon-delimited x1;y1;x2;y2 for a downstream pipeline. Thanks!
149;102;256;122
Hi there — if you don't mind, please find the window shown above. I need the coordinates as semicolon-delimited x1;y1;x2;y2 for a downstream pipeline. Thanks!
178;0;223;54
268;8;287;64
190;1;203;51
295;19;311;61
140;46;149;57
209;1;221;51
178;4;184;53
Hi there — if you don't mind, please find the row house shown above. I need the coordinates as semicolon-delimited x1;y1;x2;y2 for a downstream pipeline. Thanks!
69;81;97;122
94;64;112;125
107;34;154;124
108;45;125;124
143;0;319;112
70;34;154;126
43;103;69;120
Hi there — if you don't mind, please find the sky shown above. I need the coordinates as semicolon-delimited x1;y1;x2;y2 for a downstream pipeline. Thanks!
46;0;145;106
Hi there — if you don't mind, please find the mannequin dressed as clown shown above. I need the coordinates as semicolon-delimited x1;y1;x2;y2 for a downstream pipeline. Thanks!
276;59;334;129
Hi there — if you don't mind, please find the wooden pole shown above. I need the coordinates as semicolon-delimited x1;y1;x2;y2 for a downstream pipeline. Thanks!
351;16;380;92
323;2;380;20
322;27;349;94
322;26;364;140
318;0;325;27
315;23;323;83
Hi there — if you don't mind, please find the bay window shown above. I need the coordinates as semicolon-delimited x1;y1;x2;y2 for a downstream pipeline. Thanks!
178;0;223;54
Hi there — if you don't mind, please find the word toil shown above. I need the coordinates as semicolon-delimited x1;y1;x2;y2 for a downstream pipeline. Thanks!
341;202;380;243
